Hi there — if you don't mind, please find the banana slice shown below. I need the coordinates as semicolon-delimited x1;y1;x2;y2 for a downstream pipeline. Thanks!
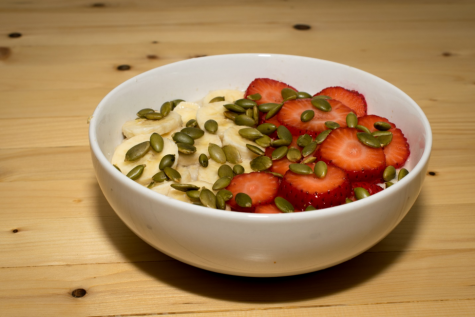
111;134;178;186
203;89;244;106
196;101;236;140
173;102;199;125
168;180;214;203
177;132;222;167
150;181;173;196
222;125;263;161
122;111;182;138
197;159;235;184
176;165;192;183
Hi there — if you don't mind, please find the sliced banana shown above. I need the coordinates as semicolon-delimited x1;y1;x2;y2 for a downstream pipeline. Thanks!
176;132;222;167
222;125;263;161
175;165;192;183
111;134;178;185
150;181;173;196
196;101;236;140
197;159;232;184
202;89;244;106
168;180;214;203
122;111;182;138
173;102;199;125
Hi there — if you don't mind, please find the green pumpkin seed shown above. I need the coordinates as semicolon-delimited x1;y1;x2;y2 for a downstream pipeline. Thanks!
233;164;245;175
235;99;257;109
247;93;262;101
208;143;226;164
378;134;393;147
301;156;316;164
222;145;242;164
127;164;146;180
271;146;288;160
172;132;194;145
302;141;317;157
250;155;272;171
289;163;313;175
218;164;234;179
159;154;175;170
272;138;291;147
171;99;185;109
152;171;168;182
354;187;370;200
144;112;164;120
147;181;155;189
199;153;208;167
113;164;121;172
356;124;371;134
150;133;164;153
186;190;201;201
265;103;283;120
181;127;204;139
235;193;252;208
193;201;205;206
305;205;316;211
277;125;292;143
204;119;218;133
266;171;283;178
301;110;315;122
213;177;232;190
200;188;217;208
224;111;238;121
274;197;294;213
314;161;327;178
125;141;151;161
357;132;381;148
223;103;246;113
315;129;332;144
209;96;225;103
297;91;312;99
235;114;255;127
297;134;313;147
374;121;392;131
160;101;172;117
325;121;340;130
216;194;226;210
177;143;197;154
346;112;358;128
137;108;155;118
246;108;253;118
239;128;263;140
281;87;298;101
258;103;280;113
372;131;392;137
311;98;332;112
255;135;272;148
217;189;233;202
246;144;265;156
171;183;200;192
383;166;396;181
287;148;302;162
186;119;198;128
253;106;259;124
313;95;331;100
257;123;277;135
385;181;394;188
163;167;181;182
398;168;409;181
345;198;353;204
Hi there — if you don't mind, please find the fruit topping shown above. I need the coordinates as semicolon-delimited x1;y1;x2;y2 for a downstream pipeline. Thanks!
348;182;384;201
314;86;367;117
245;78;298;105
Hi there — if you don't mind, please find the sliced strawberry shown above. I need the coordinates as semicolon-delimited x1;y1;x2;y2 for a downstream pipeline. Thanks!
357;115;396;133
226;172;280;212
245;78;298;105
269;157;294;176
279;164;351;211
277;99;352;137
348;182;384;201
259;111;281;128
315;128;386;183
255;203;282;214
384;127;410;168
315;86;367;117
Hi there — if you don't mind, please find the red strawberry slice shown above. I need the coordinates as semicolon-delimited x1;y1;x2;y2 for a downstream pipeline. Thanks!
277;99;352;137
357;115;396;133
278;163;351;211
255;203;282;214
259;111;281;128
348;182;384;201
315;128;386;183
314;86;367;117
269;157;294;176
245;78;298;105
226;172;280;212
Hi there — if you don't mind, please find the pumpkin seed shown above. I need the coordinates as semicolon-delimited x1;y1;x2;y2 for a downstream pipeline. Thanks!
172;132;194;145
223;103;246;113
137;108;155;118
311;98;332;112
274;197;294;213
325;121;340;130
277;123;295;142
171;183;200;192
385;181;394;188
287;148;302;162
301;110;315;122
193;201;205;206
113;164;121;172
246;144;265;156
356;124;371;134
224;111;238;121
152;171;168;182
297;134;312;147
200;188;217;208
289;163;313;175
144;112;164;120
314;161;327;178
127;164;146;180
235;193;252;208
346;112;358;128
315;129;332;144
171;99;185;109
281;87;298;101
181;127;204;139
266;171;283;178
378;134;393;147
160;101;172;117
199;153;209;167
208;143;226;163
213;177;232;190
265;103;283;120
247;93;262;101
217;189;233;202
271;146;288;160
204;119;218;133
305;205;316;211
147;181;155;189
239;128;263;140
301;156;316;164
297;91;312;99
159;154;175;170
302;141;318;157
150;133;164;153
357;132;381;148
163;167;181;182
246;108;253;118
235;114;255;127
216;194;226;210
233;164;245;175
186;190;201;201
218;164;234;179
398;168;409;181
255;135;272;148
383;166;396;181
354;187;370;200
257;123;277;135
372;131;392;137
177;143;196;154
272;138;291;147
345;198;353;203
253;106;259;124
125;141;151;161
250;155;272;171
186;119;198;128
258;103;279;113
374;121;392;131
313;95;331;100
222;145;242;164
209;96;225;103
235;99;257;109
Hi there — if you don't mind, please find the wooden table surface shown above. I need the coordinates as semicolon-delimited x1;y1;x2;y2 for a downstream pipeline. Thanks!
1;1;474;316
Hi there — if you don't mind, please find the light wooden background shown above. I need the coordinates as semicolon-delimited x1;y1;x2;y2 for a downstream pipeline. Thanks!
1;0;474;316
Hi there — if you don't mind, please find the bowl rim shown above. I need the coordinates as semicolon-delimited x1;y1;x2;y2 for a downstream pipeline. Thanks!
89;53;433;222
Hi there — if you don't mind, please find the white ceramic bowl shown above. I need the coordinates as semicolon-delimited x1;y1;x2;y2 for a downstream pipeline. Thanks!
89;54;432;277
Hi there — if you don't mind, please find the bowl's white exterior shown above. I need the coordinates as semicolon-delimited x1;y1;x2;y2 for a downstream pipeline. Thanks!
89;54;431;277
